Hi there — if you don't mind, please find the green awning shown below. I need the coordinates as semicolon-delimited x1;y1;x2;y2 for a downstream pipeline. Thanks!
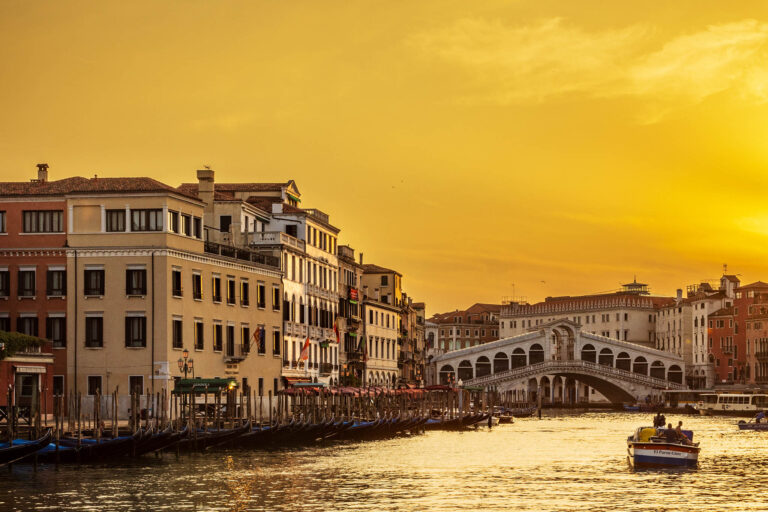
172;377;239;394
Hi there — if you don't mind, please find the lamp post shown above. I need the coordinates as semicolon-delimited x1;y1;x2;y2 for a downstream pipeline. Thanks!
177;349;194;423
178;348;194;378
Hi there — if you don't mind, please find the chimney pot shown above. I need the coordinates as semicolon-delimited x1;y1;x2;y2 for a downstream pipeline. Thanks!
36;163;49;182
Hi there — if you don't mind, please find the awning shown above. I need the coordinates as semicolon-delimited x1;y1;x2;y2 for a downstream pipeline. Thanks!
283;376;311;384
14;365;46;374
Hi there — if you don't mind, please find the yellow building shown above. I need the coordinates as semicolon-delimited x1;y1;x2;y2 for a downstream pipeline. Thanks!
63;177;283;414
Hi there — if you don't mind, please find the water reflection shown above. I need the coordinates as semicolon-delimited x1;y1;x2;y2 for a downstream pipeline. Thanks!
1;413;767;511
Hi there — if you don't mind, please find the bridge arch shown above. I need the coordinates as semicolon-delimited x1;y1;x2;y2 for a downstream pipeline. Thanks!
493;352;509;373
668;365;683;384
529;343;545;364
580;344;596;363
650;360;665;380
439;364;454;385
633;356;648;375
458;360;473;381
598;348;613;366
616;352;631;371
511;348;527;369
476;356;492;378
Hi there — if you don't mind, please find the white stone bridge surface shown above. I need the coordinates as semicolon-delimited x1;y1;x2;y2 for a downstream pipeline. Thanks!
432;319;685;404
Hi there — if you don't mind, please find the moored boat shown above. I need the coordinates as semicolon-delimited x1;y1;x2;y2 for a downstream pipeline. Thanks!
0;429;53;466
627;426;700;468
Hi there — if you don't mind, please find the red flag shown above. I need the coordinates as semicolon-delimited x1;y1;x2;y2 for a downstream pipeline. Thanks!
333;321;340;344
298;337;310;362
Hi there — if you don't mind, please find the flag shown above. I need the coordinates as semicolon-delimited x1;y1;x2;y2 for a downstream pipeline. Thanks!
333;321;340;344
298;337;310;362
358;335;367;362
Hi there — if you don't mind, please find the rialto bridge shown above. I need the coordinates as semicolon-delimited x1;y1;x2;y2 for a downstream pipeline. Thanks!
432;319;685;404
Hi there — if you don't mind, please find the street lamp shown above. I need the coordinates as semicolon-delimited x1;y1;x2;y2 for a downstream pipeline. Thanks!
178;348;194;378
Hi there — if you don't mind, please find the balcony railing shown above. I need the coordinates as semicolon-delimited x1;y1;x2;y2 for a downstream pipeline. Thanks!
204;241;280;269
250;231;306;252
756;351;768;361
304;208;330;225
319;363;333;376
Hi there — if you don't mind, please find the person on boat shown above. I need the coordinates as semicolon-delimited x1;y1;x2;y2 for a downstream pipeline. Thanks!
754;410;765;424
653;412;666;428
664;423;678;443
676;421;692;445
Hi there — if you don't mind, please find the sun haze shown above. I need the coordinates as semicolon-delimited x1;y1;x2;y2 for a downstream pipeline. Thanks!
2;0;768;312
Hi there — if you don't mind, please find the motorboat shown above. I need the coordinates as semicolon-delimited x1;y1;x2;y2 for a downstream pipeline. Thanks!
627;426;700;468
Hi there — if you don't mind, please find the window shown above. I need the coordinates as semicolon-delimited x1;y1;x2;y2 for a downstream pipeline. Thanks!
106;210;126;232
84;269;105;296
17;316;38;336
168;210;180;233
53;375;64;396
192;273;203;300
258;377;264;396
0;270;8;297
272;287;281;311
381;275;388;286
226;278;236;305
193;217;202;238
257;283;266;308
219;215;232;233
181;214;192;236
46;269;66;296
257;327;265;354
126;268;147;295
85;316;103;347
172;270;183;297
22;210;63;233
212;276;222;302
172;318;183;349
213;323;223;352
125;316;147;347
129;376;144;395
18;269;35;297
273;329;281;355
46;316;66;348
195;320;204;350
226;325;235;356
0;211;5;233
87;376;102;396
241;281;249;306
241;326;250;355
0;316;9;331
130;209;162;231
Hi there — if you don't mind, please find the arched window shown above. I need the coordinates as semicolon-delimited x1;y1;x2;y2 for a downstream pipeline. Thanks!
580;344;596;363
650;360;665;379
439;364;455;385
616;352;631;371
668;365;683;384
476;356;491;377
529;344;544;364
458;360;473;381
493;352;509;373
598;348;613;366
633;356;648;375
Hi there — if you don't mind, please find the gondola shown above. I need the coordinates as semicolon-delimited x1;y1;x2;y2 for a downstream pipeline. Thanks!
0;429;53;466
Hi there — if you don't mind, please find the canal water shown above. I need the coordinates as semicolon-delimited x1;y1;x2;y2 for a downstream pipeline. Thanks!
1;412;766;511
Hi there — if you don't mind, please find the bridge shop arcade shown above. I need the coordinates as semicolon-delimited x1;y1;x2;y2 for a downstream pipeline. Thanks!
432;319;685;405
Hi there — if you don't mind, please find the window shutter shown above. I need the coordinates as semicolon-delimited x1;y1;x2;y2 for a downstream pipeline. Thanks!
125;317;130;346
46;317;52;340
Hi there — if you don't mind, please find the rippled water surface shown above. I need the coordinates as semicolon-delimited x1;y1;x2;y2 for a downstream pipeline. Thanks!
1;412;767;511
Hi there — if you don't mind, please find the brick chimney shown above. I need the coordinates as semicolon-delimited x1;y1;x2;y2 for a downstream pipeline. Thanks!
36;163;49;182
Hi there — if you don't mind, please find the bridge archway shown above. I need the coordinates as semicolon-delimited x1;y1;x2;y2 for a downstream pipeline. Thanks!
633;356;648;375
493;352;509;373
551;325;576;360
580;344;596;363
540;376;551;403
529;344;545;364
476;356;492;378
439;364;455;385
458;360;473;381
668;365;683;384
616;352;631;371
552;371;635;403
511;348;527;369
598;348;613;366
650;360;665;379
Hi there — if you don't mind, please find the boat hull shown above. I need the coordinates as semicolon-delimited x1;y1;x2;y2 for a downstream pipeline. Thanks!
628;442;699;467
738;422;768;431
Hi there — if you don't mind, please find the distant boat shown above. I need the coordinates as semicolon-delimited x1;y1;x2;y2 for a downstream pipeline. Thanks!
737;420;768;431
696;393;768;417
627;426;700;468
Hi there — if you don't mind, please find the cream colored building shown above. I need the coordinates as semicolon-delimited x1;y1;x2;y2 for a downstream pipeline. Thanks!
64;178;283;414
363;299;399;386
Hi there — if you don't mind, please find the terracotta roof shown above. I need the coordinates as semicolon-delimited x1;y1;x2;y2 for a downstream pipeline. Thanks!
246;197;304;214
723;275;741;283
737;281;768;290
428;303;502;324
178;182;288;195
709;306;734;317
0;176;200;200
362;264;401;275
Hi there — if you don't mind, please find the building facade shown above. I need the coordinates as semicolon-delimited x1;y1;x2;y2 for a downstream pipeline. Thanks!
337;245;364;386
362;299;399;386
430;303;501;353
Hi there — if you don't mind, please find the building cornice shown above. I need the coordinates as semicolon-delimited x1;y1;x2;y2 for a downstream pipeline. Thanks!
0;249;67;257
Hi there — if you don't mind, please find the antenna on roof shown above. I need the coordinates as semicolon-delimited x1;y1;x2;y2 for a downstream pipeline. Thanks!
723;263;728;275
204;165;211;170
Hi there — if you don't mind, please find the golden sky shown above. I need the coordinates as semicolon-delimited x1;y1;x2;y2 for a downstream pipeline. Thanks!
3;1;768;314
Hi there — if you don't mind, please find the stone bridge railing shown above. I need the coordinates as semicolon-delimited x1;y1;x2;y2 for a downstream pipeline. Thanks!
464;359;686;390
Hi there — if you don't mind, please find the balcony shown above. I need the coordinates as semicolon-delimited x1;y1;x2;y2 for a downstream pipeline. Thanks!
284;321;308;338
319;363;334;376
722;347;733;355
251;231;306;252
304;208;330;225
306;282;338;301
756;351;768;361
204;241;280;268
345;350;365;363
